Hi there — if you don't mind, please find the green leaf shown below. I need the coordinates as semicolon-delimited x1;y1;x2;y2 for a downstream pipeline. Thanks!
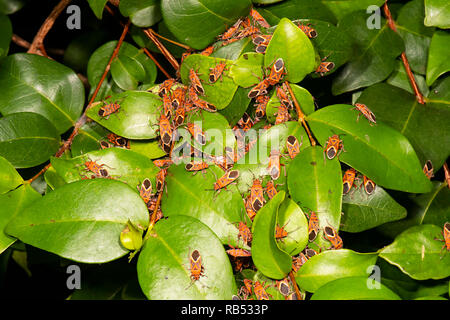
0;112;60;168
357;83;450;170
87;0;108;19
426;30;450;86
229;52;265;88
86;91;161;139
307;104;432;193
119;0;162;27
387;61;429;97
0;13;11;57
320;0;384;22
44;166;66;191
71;122;111;157
161;0;252;50
218;87;251;127
276;197;309;256
137;215;237;299
110;55;147;91
51;147;160;190
295;249;378;292
251;191;292;279
0;185;40;254
0;0;27;14
341;183;407;233
0;155;23;194
265;18;316;83
0;53;85;134
161;164;245;247
332;11;404;95
424;0;450;28
211;37;254;60
252;0;283;4
180;54;237;110
237;269;292;300
287;146;342;248
5;179;149;263
396;0;435;75
380;224;450;280
311;276;401;300
129;140;166;159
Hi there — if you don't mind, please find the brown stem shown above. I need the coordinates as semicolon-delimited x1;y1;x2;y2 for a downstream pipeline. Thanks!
28;0;73;55
150;30;192;50
143;48;172;79
288;271;302;300
383;2;425;104
143;28;179;71
26;20;131;183
444;163;450;189
285;82;317;146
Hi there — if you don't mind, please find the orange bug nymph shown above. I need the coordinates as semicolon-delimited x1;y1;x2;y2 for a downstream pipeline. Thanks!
352;103;376;125
423;160;434;179
324;134;344;160
188;249;205;282
362;175;376;195
342;168;357;195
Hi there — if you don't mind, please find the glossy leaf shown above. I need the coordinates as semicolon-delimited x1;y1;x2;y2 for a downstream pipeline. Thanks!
161;0;252;50
332;11;404;95
0;53;84;134
380;224;450;280
87;0;108;19
44;166;66;191
237;269;292;301
287;146;342;248
341;183;407;233
251;191;292;279
211;37;254;61
0;155;23;194
295;249;378;292
180;54;237;110
426;30;450;86
229;52;264;88
311;276;401;300
396;0;434;75
218;87;251;127
110;55;147;91
51;147;160;190
387;61;429;97
161;164;245;247
0;13;11;57
5;179;149;263
307;104;432;193
70;122;111;157
119;0;162;27
137;215;236;299
0;184;40;254
0;112;60;168
86;91;161;139
265;18;316;83
357;83;450;170
424;0;450;28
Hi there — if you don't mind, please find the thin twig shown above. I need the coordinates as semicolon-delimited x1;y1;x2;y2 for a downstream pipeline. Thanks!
383;1;425;104
151;30;192;50
288;271;302;300
285;82;317;146
143;28;179;71
28;0;73;55
26;20;131;183
143;48;172;79
444;163;450;189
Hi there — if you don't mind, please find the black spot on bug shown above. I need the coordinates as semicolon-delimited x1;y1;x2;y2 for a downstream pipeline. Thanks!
308;229;317;241
143;178;152;190
100;169;109;177
274;58;284;71
209;75;216;83
98;109;105;117
243;54;248;60
191;250;200;261
324;226;335;237
327;147;337;159
343;182;350;194
279;282;290;295
310;30;318;38
228;170;239;179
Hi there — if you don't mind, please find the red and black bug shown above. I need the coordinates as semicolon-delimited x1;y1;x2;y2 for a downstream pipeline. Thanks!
138;178;153;204
156;168;168;193
435;222;450;255
275;104;290;125
189;68;205;96
265;180;278;200
267;149;282;180
226;245;251;257
352;103;376;125
292;253;308;272
255;94;269;119
423;160;434;179
249;178;265;212
84;159;109;178
158;78;176;97
324;134;344;160
306;210;320;242
159;113;173;149
187;122;207;145
276;278;291;298
209;61;228;83
107;133;130;149
342;168;357;195
188;249;205;282
253;281;272;300
286;135;301;159
218;19;243;42
248;79;270;99
297;23;317;38
266;58;286;86
250;8;270;28
185;161;209;174
213;170;240;192
276;85;293;109
362;175;376;195
200;45;214;56
171;86;186;110
323;224;343;250
98;101;121;119
99;140;112;149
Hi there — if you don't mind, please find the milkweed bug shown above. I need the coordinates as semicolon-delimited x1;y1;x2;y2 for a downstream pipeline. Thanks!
303;247;318;259
219;19;243;41
250;8;270;28
156;168;168;193
84;160;109;178
323;224;343;250
342;168;357;195
174;104;186;127
252;34;271;54
315;55;335;76
107;133;130;149
158;78;176;97
236;26;260;39
352;103;376;125
423;160;434;179
159;113;173;148
185;161;209;174
147;195;163;223
249;178;265;212
213;170;239;191
265;180;280;200
188;249;205;282
226;245;251;257
275;104;291;125
237;113;254;132
292;253;308;272
189;69;205;96
98;101;121;119
276;85;293;109
99;140;112;149
324;134;344;160
200;45;214;56
186;123;207;145
171;86;186;110
209;61;228;83
255;95;269;119
275;223;289;240
162;93;174;119
181;51;192;64
244;195;257;220
276;278;291;298
266;58;286;86
153;158;173;168
234;220;252;246
138;178;153;204
286;135;302;159
434;222;450;258
253;281;272;300
297;23;317;38
362;175;376;195
248;79;270;99
238;279;253;300
193;97;217;112
267;149;282;180
306;210;320;242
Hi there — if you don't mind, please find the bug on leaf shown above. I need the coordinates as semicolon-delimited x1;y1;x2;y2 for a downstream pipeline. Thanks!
245;195;257;221
352;103;376;125
226;245;251;257
188;249;205;282
213;170;239;191
84;160;109;178
248;79;270;99
174;104;186;127
323;224;343;250
171;86;186;110
423;160;434;179
98;101;121;119
306;210;320;242
435;222;450;257
158;78;176;97
159;113;173;147
265;180;278;200
292;253;308;272
138;178;153;204
303;248;318;259
162;93;173;119
255;94;269;119
276;85;293;109
107;133;130;149
156;168;168;193
315;57;335;76
266;58;286;86
99;140;112;149
153;159;173;168
252;34;271;54
236;26;260;39
185;161;209;174
235;220;252;246
193;97;217;112
253;281;272;300
297;23;317;38
237;112;254;132
276;278;291;298
189;69;205;96
286;135;302;159
186;123;207;145
267;149;282;180
249;178;265;212
275;223;289;240
250;8;270;28
362;175;376;195
209;61;228;83
219;19;243;41
324;134;344;160
342;168;357;195
200;45;214;56
275;104;290;125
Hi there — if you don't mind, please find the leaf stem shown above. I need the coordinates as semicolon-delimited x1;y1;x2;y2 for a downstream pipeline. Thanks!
143;48;172;79
150;30;192;50
288;271;302;300
383;1;425;104
285;81;317;146
143;28;180;71
444;163;450;189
